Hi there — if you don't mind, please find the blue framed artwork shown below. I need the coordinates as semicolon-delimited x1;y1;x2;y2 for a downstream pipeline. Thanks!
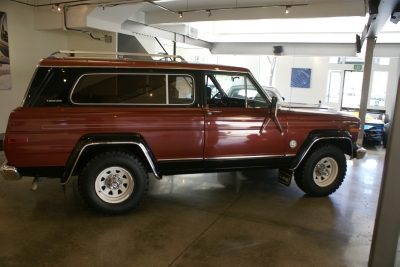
291;68;311;88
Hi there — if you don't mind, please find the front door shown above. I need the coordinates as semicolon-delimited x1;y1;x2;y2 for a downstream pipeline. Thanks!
203;73;287;170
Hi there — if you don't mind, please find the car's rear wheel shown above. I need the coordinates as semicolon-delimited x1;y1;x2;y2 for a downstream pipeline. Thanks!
78;151;149;215
294;145;346;196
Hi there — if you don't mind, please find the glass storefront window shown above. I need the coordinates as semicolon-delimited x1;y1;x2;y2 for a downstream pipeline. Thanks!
341;71;363;109
326;70;341;103
369;71;388;107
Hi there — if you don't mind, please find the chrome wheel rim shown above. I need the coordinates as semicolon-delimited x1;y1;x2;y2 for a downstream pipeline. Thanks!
95;167;134;203
313;157;338;187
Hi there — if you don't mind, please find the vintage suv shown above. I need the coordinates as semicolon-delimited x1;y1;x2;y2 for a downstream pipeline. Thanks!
1;51;366;215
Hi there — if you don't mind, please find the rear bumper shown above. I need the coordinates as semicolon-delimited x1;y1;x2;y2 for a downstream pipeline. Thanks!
1;161;22;181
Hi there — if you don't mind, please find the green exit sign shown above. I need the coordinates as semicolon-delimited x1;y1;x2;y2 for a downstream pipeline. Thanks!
354;65;363;70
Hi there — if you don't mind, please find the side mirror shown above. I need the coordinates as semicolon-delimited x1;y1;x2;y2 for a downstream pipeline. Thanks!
271;96;278;118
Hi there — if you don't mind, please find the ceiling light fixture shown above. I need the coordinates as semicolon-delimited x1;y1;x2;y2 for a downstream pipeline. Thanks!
179;12;183;18
206;10;212;17
285;6;291;14
52;4;61;12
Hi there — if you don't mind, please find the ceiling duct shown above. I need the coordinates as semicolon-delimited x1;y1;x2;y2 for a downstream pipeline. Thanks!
132;33;164;56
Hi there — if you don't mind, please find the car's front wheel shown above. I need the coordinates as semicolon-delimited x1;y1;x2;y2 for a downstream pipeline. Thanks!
78;151;149;215
294;145;347;196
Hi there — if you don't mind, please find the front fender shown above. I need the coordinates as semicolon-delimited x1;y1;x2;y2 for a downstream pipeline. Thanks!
61;133;161;185
290;130;353;170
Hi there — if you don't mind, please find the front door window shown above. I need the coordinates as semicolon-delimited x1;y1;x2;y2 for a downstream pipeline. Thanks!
205;74;269;108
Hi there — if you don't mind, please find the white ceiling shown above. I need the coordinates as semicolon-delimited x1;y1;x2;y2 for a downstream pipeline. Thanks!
26;0;400;54
133;0;399;44
177;17;400;43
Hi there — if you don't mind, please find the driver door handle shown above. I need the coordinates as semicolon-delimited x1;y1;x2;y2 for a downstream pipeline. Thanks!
206;110;222;115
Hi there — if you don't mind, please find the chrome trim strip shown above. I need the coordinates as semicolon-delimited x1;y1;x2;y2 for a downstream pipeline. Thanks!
290;136;353;171
61;141;161;185
205;155;286;160
158;158;203;162
158;155;289;162
1;161;22;181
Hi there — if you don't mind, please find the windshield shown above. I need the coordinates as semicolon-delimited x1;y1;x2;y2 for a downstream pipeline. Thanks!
261;86;283;102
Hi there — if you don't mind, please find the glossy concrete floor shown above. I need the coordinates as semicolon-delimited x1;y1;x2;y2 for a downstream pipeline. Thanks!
0;145;386;267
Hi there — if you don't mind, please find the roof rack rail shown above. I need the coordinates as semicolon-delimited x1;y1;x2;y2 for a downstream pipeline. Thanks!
49;50;187;62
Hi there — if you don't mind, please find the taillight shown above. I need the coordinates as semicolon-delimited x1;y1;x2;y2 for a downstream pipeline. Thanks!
8;138;28;143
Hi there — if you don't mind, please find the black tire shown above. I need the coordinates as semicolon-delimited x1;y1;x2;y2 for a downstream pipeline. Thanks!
293;170;306;192
294;145;347;197
78;151;149;215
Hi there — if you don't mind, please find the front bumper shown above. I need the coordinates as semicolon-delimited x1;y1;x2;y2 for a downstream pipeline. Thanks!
353;145;367;160
1;161;22;181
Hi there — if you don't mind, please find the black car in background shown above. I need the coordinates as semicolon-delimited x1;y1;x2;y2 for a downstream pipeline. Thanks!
363;113;390;146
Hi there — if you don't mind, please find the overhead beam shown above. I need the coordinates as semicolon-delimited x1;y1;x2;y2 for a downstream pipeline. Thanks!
211;42;400;57
367;0;400;38
121;20;211;49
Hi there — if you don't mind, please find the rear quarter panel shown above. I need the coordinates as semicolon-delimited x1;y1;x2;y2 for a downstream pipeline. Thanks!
4;107;204;167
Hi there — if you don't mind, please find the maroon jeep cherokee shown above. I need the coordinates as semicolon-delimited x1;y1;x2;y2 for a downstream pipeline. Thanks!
1;51;366;215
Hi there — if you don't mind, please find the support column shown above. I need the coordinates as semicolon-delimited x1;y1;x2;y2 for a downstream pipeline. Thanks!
368;57;400;266
357;37;376;145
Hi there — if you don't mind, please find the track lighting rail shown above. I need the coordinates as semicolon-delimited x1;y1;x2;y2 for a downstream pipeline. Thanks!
145;0;309;15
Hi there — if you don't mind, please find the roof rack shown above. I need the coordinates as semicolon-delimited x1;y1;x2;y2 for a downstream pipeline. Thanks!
49;50;187;62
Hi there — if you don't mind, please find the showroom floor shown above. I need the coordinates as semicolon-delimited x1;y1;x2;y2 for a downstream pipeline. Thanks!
0;145;388;266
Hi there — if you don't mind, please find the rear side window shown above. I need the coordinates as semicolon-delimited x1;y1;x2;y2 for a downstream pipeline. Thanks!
24;67;78;107
71;74;194;105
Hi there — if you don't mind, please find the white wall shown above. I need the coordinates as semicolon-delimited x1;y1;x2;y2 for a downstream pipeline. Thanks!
67;30;116;54
177;47;399;117
0;2;68;133
274;56;399;116
179;51;399;117
0;3;118;134
275;57;328;106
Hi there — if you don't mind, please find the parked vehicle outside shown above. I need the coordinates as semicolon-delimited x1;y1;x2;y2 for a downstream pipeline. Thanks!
1;51;366;215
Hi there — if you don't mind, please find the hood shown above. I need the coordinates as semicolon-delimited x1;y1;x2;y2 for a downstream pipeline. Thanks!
279;103;360;122
280;102;334;109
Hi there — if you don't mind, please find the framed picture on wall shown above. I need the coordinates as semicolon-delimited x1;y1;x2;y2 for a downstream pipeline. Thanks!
291;68;311;88
0;11;11;90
